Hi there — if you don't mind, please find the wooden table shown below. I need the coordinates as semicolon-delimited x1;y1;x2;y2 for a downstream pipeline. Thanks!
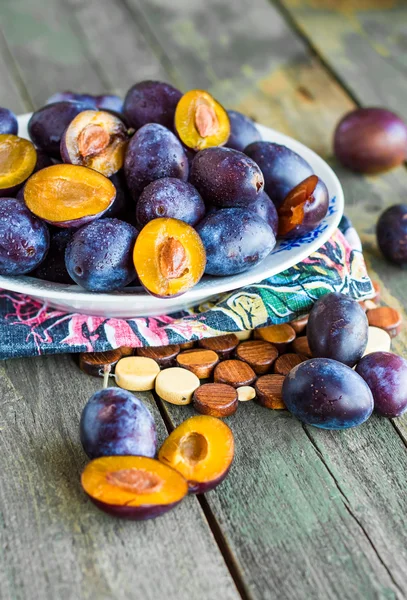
1;1;407;598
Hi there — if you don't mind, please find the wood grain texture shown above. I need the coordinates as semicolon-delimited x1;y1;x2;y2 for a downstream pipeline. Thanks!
277;0;407;120
0;355;238;600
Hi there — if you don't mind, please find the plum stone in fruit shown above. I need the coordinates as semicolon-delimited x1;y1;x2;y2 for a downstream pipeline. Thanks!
307;292;368;367
283;358;374;429
80;388;157;459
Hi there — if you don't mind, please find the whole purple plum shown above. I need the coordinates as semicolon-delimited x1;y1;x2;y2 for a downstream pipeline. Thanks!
28;101;92;157
356;351;407;418
226;110;261;152
307;292;368;367
102;172;130;220
376;204;407;265
136;178;205;227
244;141;313;208
0;107;18;135
65;218;138;291
95;94;123;113
190;147;264;207
196;208;275;276
0;198;49;275
124;123;188;200
80;387;157;459
123;80;182;131
34;150;54;172
32;229;74;284
283;358;374;429
46;91;123;113
246;190;278;237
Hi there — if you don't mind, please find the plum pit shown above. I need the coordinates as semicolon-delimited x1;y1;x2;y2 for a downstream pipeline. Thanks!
106;468;163;494
78;124;110;157
179;432;208;464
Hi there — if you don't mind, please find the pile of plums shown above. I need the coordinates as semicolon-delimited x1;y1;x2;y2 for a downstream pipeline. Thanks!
0;81;331;297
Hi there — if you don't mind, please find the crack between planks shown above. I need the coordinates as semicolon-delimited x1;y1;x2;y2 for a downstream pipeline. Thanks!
153;393;252;600
302;424;404;597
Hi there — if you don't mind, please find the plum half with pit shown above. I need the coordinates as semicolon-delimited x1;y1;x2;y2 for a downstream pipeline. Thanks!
124;123;188;200
32;229;74;284
80;387;157;459
196;208;276;276
190;146;264;207
28;101;92;157
376;204;407;266
307;292;368;367
61;110;129;177
65;218;138;291
136;178;205;227
123;80;182;131
0;107;18;135
244;141;313;208
283;358;373;429
356;351;407;418
226;110;261;152
278;175;329;238
0;198;49;275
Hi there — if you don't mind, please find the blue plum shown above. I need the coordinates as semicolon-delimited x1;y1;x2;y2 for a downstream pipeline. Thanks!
307;292;368;367
80;387;157;459
102;172;130;220
123;80;182;131
32;229;74;284
190;147;264;207
28;101;92;157
244;141;313;208
246;190;278;237
0;107;18;135
65;218;138;291
136;178;205;227
376;204;407;265
46;91;123;113
196;208;276;276
226;110;261;152
283;358;374;429
0;198;49;275
356;352;407;418
124;123;188;200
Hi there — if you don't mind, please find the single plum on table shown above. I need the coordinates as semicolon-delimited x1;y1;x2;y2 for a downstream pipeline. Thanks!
32;229;74;284
278;175;329;238
307;292;368;367
226;110;261;152
24;164;116;228
28;101;93;157
356;351;407;418
0;134;37;197
0;198;49;275
80;387;157;459
136;178;205;227
81;455;188;520
283;358;374;429
123;80;182;131
190;146;264;207
61;110;129;177
376;204;407;266
244;141;313;208
196;208;276;276
65;218;138;291
246;190;278;237
175;90;230;151
0;107;18;135
124;123;188;201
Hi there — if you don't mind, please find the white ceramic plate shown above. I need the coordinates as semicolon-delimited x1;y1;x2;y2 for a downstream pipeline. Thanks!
0;114;344;318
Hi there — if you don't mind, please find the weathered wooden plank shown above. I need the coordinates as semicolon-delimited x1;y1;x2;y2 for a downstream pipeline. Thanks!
136;0;407;597
276;0;407;120
0;29;30;113
0;355;239;600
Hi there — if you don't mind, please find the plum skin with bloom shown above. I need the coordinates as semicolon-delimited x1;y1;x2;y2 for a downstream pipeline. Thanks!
356;351;407;418
283;358;374;429
80;388;157;459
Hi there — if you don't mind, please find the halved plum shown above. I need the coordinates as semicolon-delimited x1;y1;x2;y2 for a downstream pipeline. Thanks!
0;134;37;197
24;164;116;228
81;456;188;520
61;110;129;177
158;415;234;493
278;175;329;238
175;90;230;151
133;217;206;297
